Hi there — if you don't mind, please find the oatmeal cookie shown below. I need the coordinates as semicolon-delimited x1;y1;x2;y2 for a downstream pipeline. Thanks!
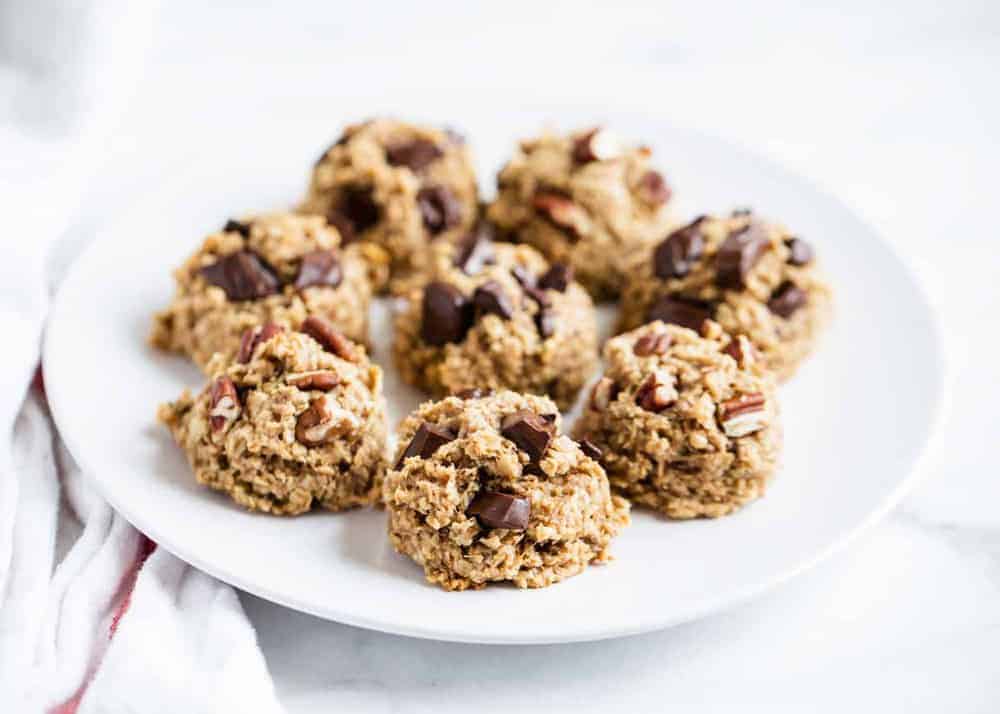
391;230;599;410
384;390;630;590
487;126;675;300
300;118;479;282
150;211;374;371
158;322;387;514
573;321;781;519
617;210;832;380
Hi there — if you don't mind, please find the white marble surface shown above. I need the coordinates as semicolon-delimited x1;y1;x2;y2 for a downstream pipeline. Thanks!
52;1;1000;711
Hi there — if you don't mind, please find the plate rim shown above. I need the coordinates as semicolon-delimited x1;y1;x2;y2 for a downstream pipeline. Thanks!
42;116;949;645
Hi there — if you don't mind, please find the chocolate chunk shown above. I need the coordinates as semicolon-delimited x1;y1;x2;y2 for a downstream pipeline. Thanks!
646;295;714;332
294;249;343;290
386;138;443;172
300;316;358;362
731;207;753;217
522;285;551;309
510;265;536;288
456;387;492;400
767;281;807;317
466;491;530;530
326;213;356;245
535;309;556;339
637;170;671;206
522;461;547;478
199;251;279;301
501;410;554;462
223;219;251;237
328;186;379;244
395;422;456;469
417;185;462;235
785;237;814;266
633;331;672;356
577;438;602;461
421;282;472;345
538;263;573;292
472;281;513;320
716;224;770;289
237;322;284;363
654;220;705;280
453;221;495;275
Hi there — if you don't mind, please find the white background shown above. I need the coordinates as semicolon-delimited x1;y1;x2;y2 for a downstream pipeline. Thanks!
39;1;1000;711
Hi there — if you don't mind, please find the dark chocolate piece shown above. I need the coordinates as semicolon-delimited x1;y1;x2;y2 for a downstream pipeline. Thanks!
421;282;472;345
466;491;530;530
501;410;554;462
716;224;769;290
767;281;807;317
472;281;513;320
395;422;457;469
294;249;342;290
199;251;279;301
646;295;714;332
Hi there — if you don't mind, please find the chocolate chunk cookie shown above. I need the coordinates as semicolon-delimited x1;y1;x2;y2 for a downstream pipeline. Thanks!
158;327;387;514
487;127;675;301
573;322;782;519
150;212;374;371
384;390;630;590
300;118;478;284
617;210;833;381
391;238;599;409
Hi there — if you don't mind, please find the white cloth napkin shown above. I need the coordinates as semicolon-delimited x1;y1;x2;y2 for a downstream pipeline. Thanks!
0;2;283;711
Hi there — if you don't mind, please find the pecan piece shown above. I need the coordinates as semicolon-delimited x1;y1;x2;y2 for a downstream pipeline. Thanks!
590;377;618;411
286;370;339;391
209;376;241;435
636;170;671;206
635;370;677;412
295;395;359;446
572;127;623;163
723;335;757;369
301;316;359;362
633;331;672;357
237;322;284;363
719;393;767;437
531;191;587;238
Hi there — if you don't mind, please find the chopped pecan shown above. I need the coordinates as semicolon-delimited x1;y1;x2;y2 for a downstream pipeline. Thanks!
209;377;241;434
531;191;588;238
237;322;284;363
723;335;757;370
295;395;360;446
286;370;339;391
590;377;618;411
300;316;359;362
719;393;767;437
635;369;677;412
572;127;623;163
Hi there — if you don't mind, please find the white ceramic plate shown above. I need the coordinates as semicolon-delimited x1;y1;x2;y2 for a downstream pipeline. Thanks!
44;106;945;644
